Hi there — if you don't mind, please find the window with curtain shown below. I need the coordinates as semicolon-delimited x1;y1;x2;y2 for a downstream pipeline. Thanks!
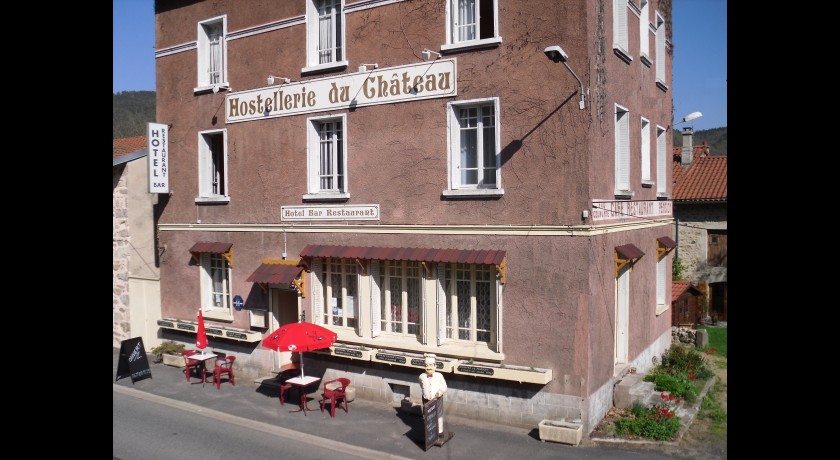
197;17;227;89
448;0;498;46
202;253;231;312
446;98;501;195
306;0;345;70
377;260;422;337
442;263;494;343
306;114;348;198
322;258;358;329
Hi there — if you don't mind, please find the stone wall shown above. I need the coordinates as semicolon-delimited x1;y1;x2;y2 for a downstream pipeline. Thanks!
674;203;727;285
113;165;131;347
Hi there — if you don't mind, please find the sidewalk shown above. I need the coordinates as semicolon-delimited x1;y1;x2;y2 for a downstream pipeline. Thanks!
113;347;684;459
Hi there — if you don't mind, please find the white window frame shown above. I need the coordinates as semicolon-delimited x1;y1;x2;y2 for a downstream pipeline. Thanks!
303;0;348;74
195;16;228;93
656;125;668;197
614;104;631;197
376;260;424;339
640;117;652;186
305;113;349;200
655;11;666;86
200;253;233;320
655;252;668;315
444;97;503;197
440;263;498;348
197;129;229;203
612;0;632;61
639;0;650;63
442;0;502;53
322;258;359;331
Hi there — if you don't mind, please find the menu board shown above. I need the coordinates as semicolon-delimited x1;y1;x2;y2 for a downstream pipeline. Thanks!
116;337;152;383
423;396;443;450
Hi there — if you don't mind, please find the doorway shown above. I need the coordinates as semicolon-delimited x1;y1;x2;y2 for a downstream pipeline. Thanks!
270;288;301;372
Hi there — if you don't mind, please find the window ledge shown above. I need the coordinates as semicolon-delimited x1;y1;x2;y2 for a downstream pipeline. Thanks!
655;304;669;316
640;54;652;67
613;46;633;64
656;192;670;199
656;80;669;92
203;309;234;322
302;192;350;202
195;196;230;204
641;180;654;188
194;84;231;95
442;188;504;198
440;37;502;53
301;61;349;75
614;190;634;199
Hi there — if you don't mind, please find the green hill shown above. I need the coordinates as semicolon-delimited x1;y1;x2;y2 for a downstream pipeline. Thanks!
113;91;156;139
673;127;726;156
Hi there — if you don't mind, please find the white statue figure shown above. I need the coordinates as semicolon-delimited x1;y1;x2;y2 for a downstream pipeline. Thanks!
419;353;447;433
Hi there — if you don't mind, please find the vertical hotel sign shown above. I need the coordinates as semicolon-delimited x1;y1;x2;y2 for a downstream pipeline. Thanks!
148;123;169;193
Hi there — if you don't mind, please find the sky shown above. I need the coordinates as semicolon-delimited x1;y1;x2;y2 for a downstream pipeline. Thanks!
113;0;726;131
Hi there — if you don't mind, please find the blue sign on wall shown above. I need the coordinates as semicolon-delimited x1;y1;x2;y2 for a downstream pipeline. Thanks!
233;295;244;311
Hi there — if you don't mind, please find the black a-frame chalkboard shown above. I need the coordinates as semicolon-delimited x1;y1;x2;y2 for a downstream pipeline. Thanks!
116;337;152;383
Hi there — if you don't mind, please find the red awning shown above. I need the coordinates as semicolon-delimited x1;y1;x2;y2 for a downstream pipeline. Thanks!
189;242;232;254
246;263;304;285
657;236;677;249
615;244;645;260
299;245;506;265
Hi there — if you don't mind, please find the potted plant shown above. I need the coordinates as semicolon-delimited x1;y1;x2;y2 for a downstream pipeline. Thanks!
150;340;186;367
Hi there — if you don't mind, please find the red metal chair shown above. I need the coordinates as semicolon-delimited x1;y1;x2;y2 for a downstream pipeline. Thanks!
213;356;236;390
319;377;351;417
182;350;204;383
278;368;302;406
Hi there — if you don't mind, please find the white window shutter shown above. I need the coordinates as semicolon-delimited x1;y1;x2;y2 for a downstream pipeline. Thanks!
641;118;650;182
656;257;666;305
655;14;666;82
307;121;319;193
614;0;628;50
615;108;630;191
311;258;324;324
436;263;447;346
370;260;381;338
656;126;667;194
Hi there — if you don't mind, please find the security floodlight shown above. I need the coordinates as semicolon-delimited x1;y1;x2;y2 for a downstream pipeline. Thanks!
421;49;441;61
267;75;291;86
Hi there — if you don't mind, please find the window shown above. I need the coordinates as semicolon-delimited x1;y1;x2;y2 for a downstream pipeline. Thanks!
656;125;667;196
322;258;358;329
444;0;500;50
376;261;423;337
445;98;502;196
655;12;666;86
614;104;631;197
197;129;228;202
707;230;727;267
200;253;231;314
306;114;348;200
612;0;629;57
441;263;495;344
640;117;652;186
305;0;347;72
196;16;227;91
639;0;650;61
656;253;667;314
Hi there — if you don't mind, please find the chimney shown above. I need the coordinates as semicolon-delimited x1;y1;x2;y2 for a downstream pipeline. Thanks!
681;127;694;165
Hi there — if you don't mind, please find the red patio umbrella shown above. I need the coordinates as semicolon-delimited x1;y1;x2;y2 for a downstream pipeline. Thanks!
196;309;208;350
261;321;337;378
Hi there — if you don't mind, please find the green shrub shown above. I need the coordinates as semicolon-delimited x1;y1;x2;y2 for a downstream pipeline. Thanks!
643;371;699;403
150;340;186;362
614;400;681;441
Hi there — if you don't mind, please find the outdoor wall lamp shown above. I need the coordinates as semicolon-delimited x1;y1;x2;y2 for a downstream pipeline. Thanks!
358;63;378;72
421;49;441;61
544;45;586;110
267;75;291;85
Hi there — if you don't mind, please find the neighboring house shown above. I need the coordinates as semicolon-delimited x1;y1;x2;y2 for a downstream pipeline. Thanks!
113;136;162;350
671;280;703;326
153;0;676;434
672;128;727;322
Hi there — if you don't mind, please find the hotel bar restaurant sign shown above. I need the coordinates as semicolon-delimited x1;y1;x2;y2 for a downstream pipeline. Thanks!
147;122;169;194
226;59;457;123
282;205;380;222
